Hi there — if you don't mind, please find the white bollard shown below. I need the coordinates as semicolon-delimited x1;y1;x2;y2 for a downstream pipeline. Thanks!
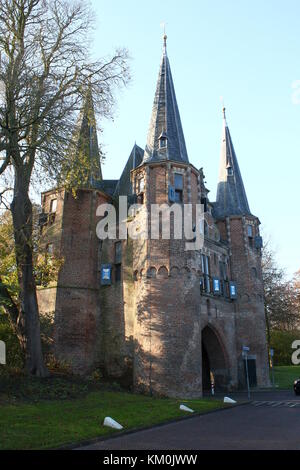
224;396;237;404
180;404;194;413
103;417;123;430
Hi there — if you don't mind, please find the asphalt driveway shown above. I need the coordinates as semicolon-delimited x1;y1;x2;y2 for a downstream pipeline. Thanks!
78;391;300;450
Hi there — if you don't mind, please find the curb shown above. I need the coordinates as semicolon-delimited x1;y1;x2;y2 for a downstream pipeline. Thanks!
56;401;249;450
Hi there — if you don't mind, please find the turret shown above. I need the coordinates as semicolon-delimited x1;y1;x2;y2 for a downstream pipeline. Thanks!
214;108;270;388
214;108;250;218
72;85;103;187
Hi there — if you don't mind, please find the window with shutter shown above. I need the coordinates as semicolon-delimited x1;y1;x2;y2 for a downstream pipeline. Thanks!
174;174;183;203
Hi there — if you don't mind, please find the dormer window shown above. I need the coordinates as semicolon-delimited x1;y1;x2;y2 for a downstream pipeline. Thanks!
159;137;167;148
227;166;233;176
158;131;168;149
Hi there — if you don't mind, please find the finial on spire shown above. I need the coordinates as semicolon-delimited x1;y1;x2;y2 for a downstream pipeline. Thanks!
220;97;228;126
160;22;167;53
163;33;167;49
222;106;228;127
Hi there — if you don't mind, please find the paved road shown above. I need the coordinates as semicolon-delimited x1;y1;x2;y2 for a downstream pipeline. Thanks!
78;391;300;450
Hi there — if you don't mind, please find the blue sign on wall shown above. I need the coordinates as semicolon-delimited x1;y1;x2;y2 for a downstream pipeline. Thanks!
229;282;237;299
101;264;112;285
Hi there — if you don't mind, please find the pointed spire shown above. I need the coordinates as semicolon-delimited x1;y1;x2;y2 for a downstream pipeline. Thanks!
76;84;102;186
215;108;251;218
143;36;189;164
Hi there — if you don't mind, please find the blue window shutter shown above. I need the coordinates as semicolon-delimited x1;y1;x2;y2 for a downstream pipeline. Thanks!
213;277;221;294
255;236;263;249
168;185;175;202
229;282;237;299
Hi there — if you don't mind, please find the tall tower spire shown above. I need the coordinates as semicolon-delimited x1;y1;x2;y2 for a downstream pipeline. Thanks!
75;84;102;186
215;108;251;218
143;35;189;163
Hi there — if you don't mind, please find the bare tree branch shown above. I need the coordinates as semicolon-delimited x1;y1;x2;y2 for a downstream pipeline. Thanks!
0;0;130;376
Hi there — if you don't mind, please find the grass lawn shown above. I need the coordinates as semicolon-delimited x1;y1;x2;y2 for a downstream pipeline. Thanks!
0;385;224;450
272;365;300;389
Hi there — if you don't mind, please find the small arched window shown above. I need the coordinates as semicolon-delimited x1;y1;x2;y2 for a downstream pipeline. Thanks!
159;137;167;148
227;166;233;176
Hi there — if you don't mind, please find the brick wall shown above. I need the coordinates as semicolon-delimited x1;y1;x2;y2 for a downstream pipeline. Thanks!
37;159;270;394
38;188;110;374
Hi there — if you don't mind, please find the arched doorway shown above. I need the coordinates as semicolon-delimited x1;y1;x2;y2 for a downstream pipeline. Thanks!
202;325;229;391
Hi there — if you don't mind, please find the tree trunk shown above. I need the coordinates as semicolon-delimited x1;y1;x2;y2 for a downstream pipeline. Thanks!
10;174;48;377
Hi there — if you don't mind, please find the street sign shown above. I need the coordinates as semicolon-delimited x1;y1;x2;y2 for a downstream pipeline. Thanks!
270;349;275;387
242;346;251;400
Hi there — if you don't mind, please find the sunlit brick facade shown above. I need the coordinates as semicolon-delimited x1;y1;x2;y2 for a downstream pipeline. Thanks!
37;37;270;396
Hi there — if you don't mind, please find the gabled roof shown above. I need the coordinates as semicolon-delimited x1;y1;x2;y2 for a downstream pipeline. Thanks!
143;36;189;164
214;109;251;219
114;143;144;197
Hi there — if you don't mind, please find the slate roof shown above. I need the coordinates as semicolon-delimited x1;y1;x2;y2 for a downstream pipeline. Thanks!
143;36;189;164
97;179;119;196
114;144;144;197
214;109;251;219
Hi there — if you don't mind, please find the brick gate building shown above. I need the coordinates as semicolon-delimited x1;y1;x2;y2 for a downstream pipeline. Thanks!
37;36;270;397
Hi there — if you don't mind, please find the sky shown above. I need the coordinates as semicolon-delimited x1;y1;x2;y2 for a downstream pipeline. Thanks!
90;0;300;278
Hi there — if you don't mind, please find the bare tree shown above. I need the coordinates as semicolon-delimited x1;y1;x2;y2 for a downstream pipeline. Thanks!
262;243;299;339
0;0;130;376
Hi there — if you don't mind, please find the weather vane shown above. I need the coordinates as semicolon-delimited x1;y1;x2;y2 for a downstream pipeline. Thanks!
160;21;166;36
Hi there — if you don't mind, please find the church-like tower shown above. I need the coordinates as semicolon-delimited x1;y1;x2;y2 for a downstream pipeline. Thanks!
214;109;270;387
131;34;204;396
